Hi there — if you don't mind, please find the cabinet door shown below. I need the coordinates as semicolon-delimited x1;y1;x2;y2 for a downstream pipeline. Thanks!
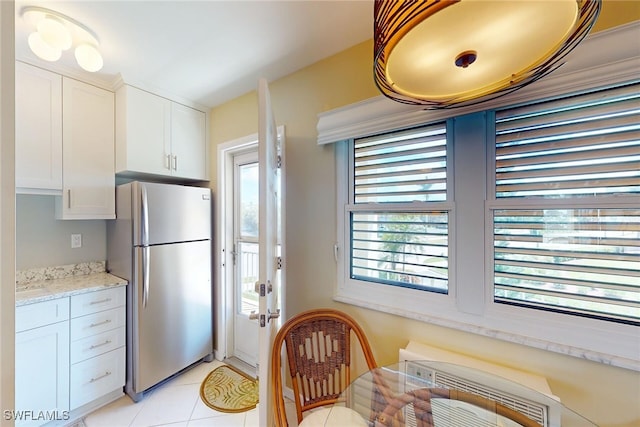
15;321;70;427
170;102;207;180
15;62;63;192
57;78;115;219
115;85;171;176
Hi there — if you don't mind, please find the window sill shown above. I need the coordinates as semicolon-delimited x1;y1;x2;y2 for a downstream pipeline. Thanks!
333;294;640;372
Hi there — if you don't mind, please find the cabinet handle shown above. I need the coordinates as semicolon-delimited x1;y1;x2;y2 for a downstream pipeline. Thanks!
89;339;112;350
89;371;112;383
68;189;71;209
165;154;171;170
89;298;112;305
89;319;112;328
172;155;177;170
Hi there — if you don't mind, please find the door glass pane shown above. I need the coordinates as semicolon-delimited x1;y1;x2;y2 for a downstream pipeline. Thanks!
240;162;259;238
237;241;259;316
238;161;259;316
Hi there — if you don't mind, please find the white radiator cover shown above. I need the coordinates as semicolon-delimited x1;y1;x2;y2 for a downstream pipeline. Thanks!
399;341;562;427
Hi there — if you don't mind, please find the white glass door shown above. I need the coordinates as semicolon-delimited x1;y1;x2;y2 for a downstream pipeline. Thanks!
257;78;282;426
233;152;259;366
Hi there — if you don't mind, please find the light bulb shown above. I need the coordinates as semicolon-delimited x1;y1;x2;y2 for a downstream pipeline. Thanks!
28;31;62;61
37;16;72;50
75;44;103;72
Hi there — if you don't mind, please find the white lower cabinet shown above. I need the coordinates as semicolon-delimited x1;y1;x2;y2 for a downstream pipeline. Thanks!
15;286;126;426
69;287;126;411
15;299;70;427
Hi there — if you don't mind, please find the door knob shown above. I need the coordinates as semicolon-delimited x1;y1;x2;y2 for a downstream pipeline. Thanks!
268;308;280;322
248;311;259;320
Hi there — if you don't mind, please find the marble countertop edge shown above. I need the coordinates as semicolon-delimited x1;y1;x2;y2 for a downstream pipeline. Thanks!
16;272;128;306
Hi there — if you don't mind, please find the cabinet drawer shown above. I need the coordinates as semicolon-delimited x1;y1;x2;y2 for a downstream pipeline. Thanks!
70;306;125;341
70;347;125;410
71;327;125;364
16;298;69;332
70;287;125;318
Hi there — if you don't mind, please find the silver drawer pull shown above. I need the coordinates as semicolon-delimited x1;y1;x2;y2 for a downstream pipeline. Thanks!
89;319;112;328
89;298;112;305
89;340;112;350
89;371;112;383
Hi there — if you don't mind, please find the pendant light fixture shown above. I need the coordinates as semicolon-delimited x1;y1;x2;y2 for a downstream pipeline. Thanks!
374;0;601;108
21;6;104;73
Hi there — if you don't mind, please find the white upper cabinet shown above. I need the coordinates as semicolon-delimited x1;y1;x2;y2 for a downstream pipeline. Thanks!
56;77;115;220
15;62;116;219
15;62;63;193
115;84;208;181
115;85;170;176
170;102;207;180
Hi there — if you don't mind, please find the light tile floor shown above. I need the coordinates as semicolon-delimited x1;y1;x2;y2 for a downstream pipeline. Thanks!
82;360;290;427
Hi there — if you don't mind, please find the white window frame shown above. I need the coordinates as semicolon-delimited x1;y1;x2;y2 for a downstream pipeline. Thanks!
327;23;640;370
336;126;458;318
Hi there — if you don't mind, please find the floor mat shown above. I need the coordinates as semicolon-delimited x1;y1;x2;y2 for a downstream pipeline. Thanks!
199;364;258;413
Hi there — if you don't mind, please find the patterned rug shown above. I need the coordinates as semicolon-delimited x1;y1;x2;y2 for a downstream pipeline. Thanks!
199;365;259;413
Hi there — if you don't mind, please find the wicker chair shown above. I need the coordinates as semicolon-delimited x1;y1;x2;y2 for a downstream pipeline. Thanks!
373;387;542;427
271;308;378;426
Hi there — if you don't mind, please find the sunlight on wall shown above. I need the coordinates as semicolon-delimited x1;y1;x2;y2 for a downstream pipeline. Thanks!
209;6;640;426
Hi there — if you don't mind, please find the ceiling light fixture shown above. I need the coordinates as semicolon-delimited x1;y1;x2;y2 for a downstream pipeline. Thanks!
21;6;104;73
373;0;601;109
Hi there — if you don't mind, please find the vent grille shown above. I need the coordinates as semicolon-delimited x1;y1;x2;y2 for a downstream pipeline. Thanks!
399;343;559;427
404;400;536;427
432;370;547;426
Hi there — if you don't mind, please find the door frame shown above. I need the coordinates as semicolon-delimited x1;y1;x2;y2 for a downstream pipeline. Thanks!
215;127;285;363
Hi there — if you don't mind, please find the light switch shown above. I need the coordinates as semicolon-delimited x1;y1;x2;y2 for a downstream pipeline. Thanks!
71;234;82;248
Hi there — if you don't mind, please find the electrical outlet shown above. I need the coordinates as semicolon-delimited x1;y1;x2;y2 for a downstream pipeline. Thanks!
71;234;82;248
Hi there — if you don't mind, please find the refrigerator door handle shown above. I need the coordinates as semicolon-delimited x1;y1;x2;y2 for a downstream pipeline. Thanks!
141;184;149;246
142;246;150;308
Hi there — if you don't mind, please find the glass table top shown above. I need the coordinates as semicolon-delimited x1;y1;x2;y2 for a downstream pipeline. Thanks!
299;360;598;427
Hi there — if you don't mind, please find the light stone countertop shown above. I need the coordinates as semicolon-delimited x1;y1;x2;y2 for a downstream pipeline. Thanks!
15;262;127;306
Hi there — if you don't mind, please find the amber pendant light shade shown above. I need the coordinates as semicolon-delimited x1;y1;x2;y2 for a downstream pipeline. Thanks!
373;0;601;109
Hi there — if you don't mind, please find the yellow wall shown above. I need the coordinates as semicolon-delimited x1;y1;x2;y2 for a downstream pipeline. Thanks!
592;0;640;33
210;6;640;427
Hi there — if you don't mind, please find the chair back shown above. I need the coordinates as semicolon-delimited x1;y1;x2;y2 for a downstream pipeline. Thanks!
271;308;377;426
374;387;542;427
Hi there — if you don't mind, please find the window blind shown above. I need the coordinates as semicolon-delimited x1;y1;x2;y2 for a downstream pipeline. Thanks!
350;123;449;292
494;83;640;323
495;83;640;198
354;126;447;203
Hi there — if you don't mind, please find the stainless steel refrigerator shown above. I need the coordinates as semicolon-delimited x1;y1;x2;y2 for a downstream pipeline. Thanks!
107;181;213;402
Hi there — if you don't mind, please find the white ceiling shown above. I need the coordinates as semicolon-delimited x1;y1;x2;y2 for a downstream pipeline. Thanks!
14;0;374;109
